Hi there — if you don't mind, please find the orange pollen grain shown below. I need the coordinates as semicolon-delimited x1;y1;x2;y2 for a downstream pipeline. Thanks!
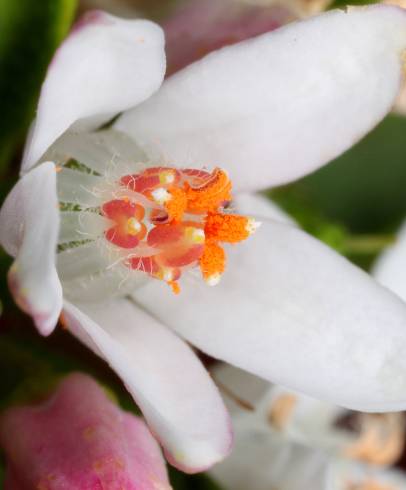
169;281;181;294
185;168;232;213
165;187;187;222
199;242;226;282
59;312;69;330
205;212;251;243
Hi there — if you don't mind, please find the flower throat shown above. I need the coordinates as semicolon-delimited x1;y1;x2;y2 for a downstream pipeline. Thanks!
53;131;259;294
100;166;258;293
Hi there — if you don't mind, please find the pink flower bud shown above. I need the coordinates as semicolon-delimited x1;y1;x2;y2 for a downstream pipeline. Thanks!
163;0;296;75
0;373;171;490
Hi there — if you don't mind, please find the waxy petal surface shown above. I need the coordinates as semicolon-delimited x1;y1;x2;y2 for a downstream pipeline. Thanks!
22;11;165;172
234;192;295;224
62;299;232;473
373;220;406;302
0;162;62;335
117;6;406;191
135;219;406;412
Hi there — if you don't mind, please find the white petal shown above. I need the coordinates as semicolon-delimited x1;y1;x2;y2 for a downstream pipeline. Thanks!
57;241;112;281
45;129;148;177
61;266;147;303
117;5;406;191
57;167;105;207
373;220;406;301
213;364;271;415
0;163;62;335
57;239;148;300
211;423;330;490
22;11;165;172
58;211;109;243
234;192;296;224
135;220;406;412
62;299;232;472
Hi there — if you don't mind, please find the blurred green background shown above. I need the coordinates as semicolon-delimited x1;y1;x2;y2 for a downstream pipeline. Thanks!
1;0;406;487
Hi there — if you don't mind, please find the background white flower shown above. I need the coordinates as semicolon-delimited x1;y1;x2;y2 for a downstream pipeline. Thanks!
210;364;406;490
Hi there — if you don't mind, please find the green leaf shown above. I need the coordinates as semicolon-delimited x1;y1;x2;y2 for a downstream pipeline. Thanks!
169;467;224;490
330;0;378;8
272;114;406;235
0;327;225;489
0;316;143;413
0;0;77;172
270;114;406;270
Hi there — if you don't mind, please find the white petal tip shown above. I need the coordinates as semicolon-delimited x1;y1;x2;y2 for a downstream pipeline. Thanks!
8;266;59;337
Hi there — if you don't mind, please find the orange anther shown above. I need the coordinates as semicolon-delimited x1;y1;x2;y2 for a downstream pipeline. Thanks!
98;164;258;290
199;242;226;285
185;168;232;213
168;281;181;295
165;187;187;222
205;212;253;243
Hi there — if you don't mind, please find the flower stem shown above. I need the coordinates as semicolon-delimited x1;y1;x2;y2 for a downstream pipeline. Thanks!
342;234;395;255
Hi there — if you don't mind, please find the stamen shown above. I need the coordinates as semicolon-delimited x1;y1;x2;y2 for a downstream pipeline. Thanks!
206;272;221;286
151;187;171;205
185;227;205;244
168;281;181;295
159;244;204;268
105;227;140;249
246;218;262;235
126;217;142;235
159;170;176;185
205;212;260;243
147;224;184;247
164;187;187;222
184;168;232;213
156;267;178;282
127;256;159;274
102;198;146;249
199;242;226;285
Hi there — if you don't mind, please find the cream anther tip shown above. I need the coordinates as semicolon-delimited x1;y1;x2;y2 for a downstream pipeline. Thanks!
151;187;171;204
206;273;222;286
246;218;262;235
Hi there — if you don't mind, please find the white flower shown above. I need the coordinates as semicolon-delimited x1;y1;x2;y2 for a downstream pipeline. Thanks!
210;365;406;490
2;5;406;472
373;221;406;301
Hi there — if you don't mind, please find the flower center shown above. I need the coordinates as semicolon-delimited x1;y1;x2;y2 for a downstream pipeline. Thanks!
99;166;259;293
